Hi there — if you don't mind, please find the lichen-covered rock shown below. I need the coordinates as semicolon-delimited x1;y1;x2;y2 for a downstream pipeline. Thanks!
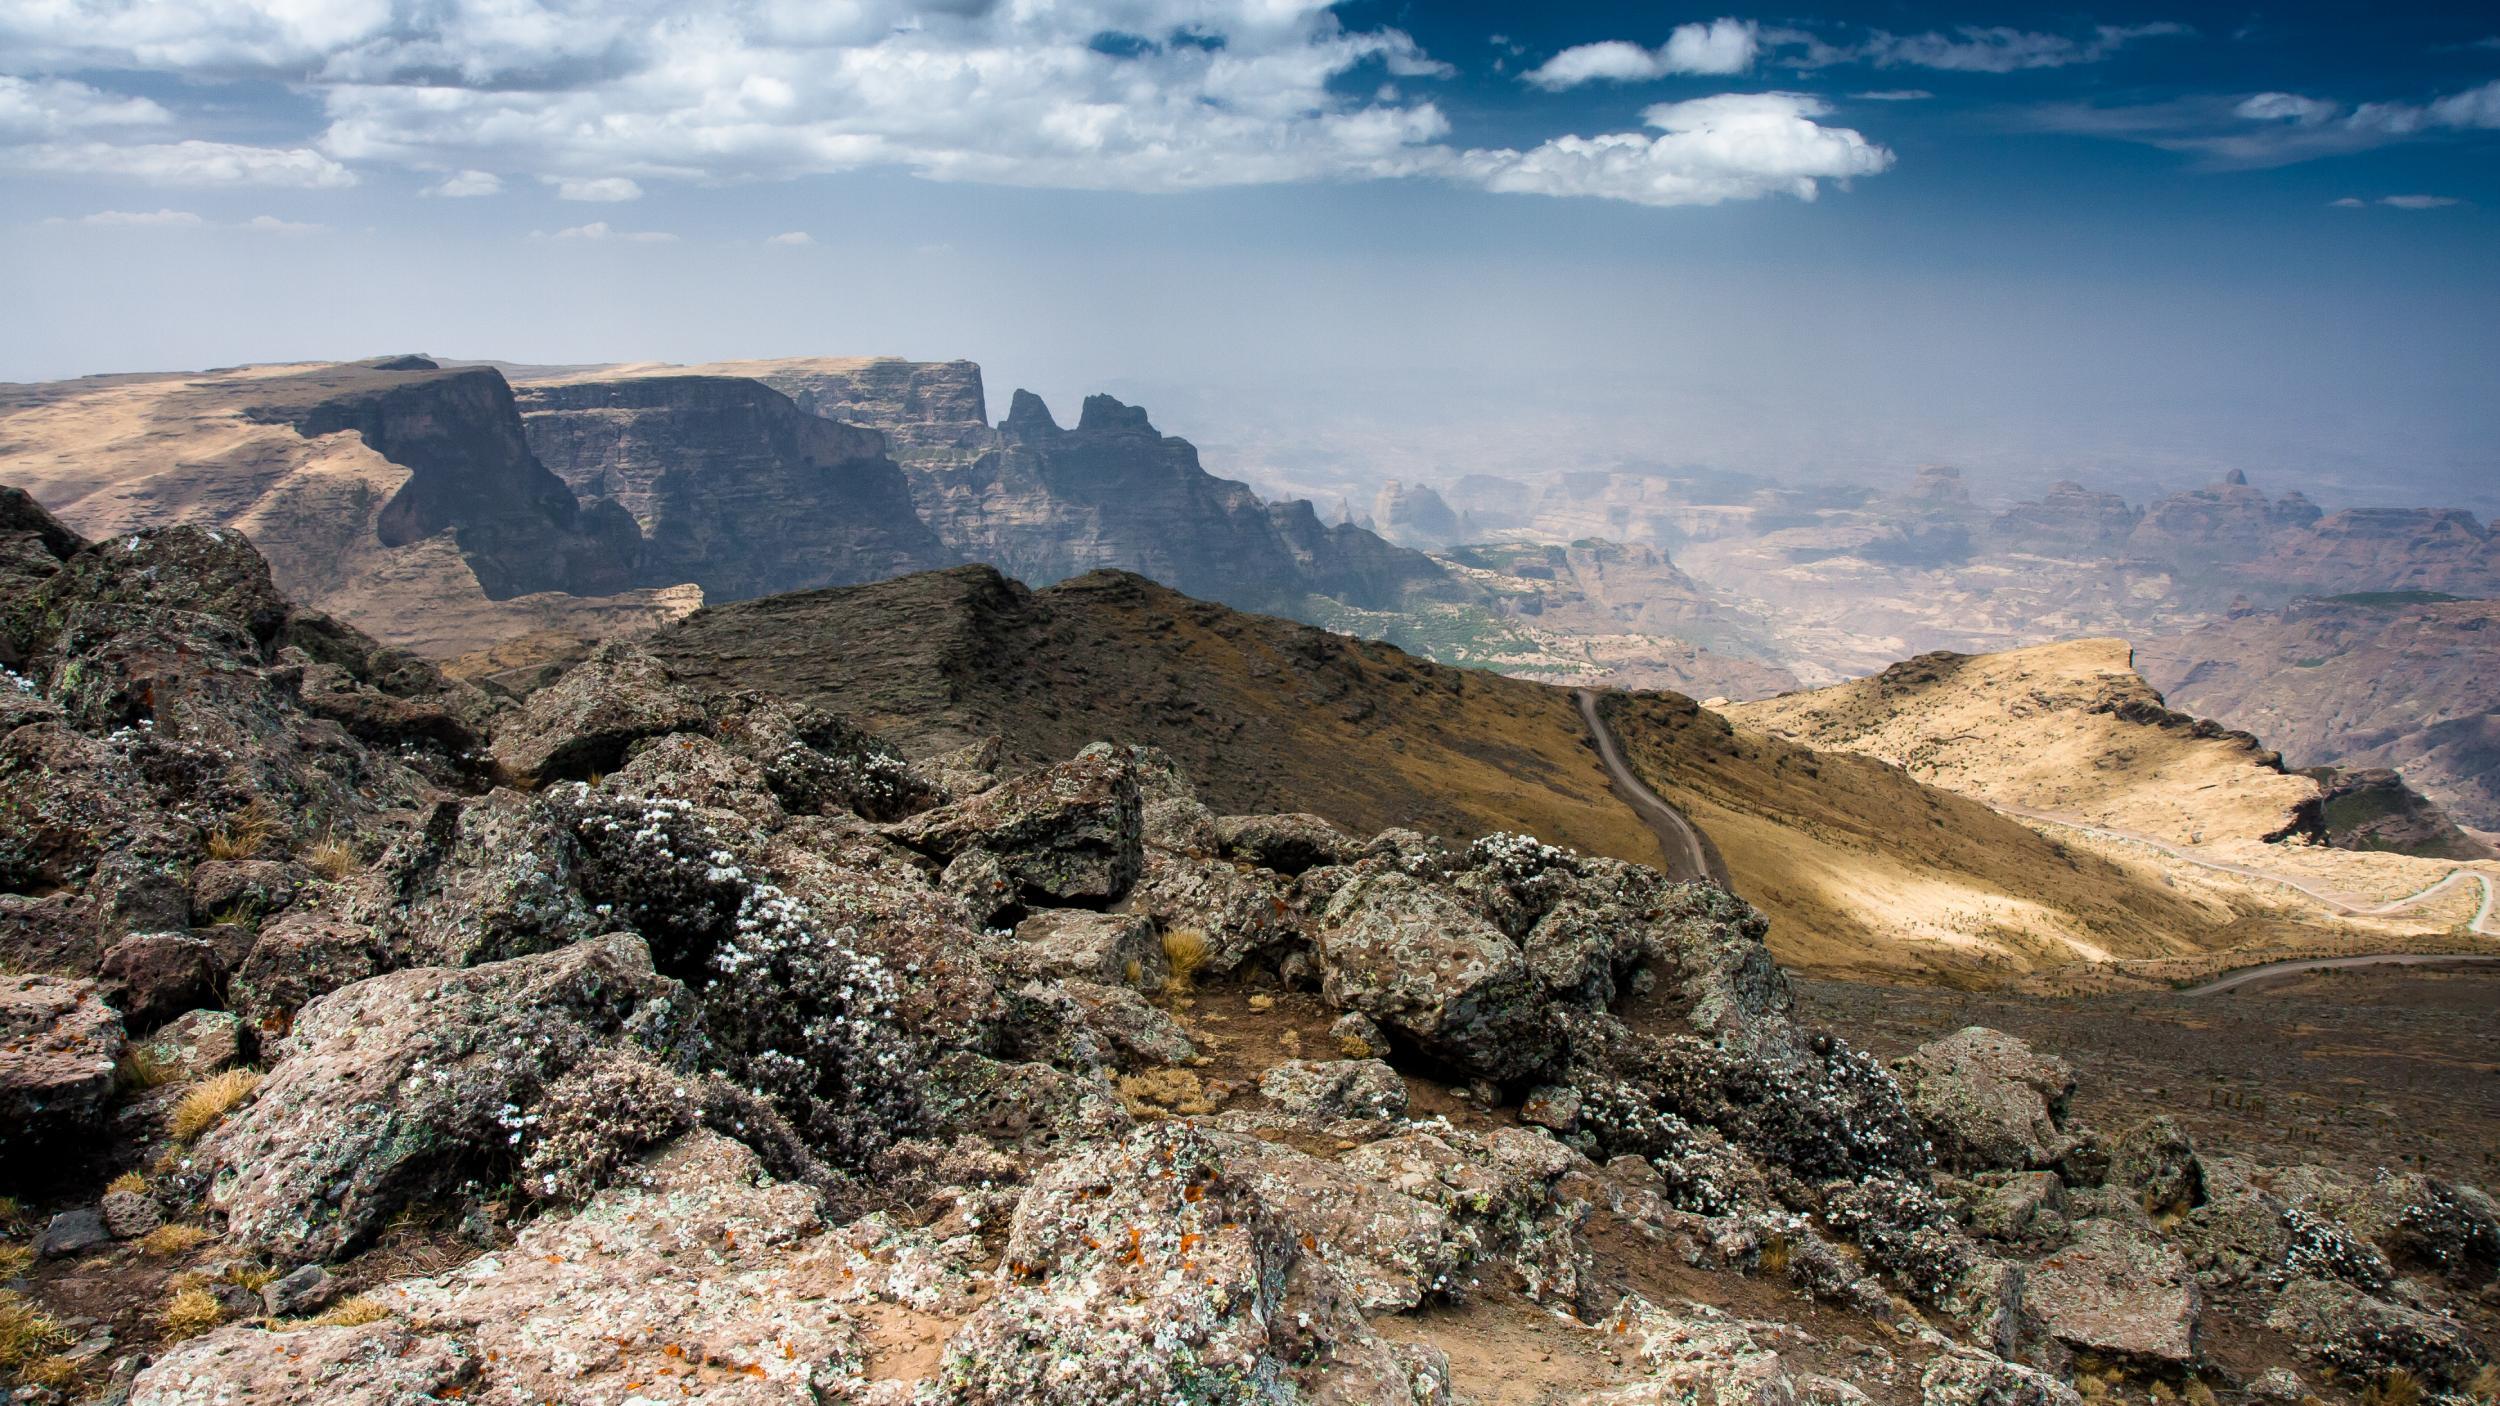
707;690;934;820
933;1124;1435;1405
228;911;388;1029
372;790;600;967
1918;1347;2082;1406
2024;1218;2200;1367
1213;1133;1473;1312
2171;1156;2293;1289
1338;1127;1599;1309
1259;1058;1409;1121
0;973;124;1154
139;1008;249;1079
1894;1027;2077;1173
2315;1169;2498;1284
995;909;1162;986
100;1186;163;1237
1960;1172;2064;1245
199;933;701;1259
98;930;221;1031
2107;1116;2204;1216
127;1321;476;1406
609;730;784;825
886;748;1144;913
1214;812;1357;875
1053;979;1196;1068
187;858;306;923
1574;1296;1799;1406
488;641;707;785
1127;847;1305;976
2263;1275;2483;1387
380;1131;862;1404
1314;870;1550;1080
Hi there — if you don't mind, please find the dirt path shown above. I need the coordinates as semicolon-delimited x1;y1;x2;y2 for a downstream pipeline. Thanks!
1985;801;2498;994
1577;688;1721;887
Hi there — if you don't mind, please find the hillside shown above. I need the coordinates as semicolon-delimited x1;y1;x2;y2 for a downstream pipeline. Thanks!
2139;594;2500;836
649;566;2341;982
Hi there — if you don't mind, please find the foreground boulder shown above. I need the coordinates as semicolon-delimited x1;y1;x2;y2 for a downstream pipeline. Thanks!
488;641;707;785
0;973;124;1155
1895;1027;2078;1174
2023;1218;2200;1368
197;933;700;1259
886;747;1145;917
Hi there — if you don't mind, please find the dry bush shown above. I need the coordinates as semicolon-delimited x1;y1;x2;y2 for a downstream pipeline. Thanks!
312;1296;390;1328
2466;1365;2499;1406
224;1263;279;1293
204;800;282;861
1161;927;1210;994
0;1244;31;1281
1117;1068;1217;1117
141;1224;213;1257
0;1290;72;1377
2363;1370;2424;1406
302;835;358;881
170;1069;260;1142
159;1288;224;1342
106;1171;148;1197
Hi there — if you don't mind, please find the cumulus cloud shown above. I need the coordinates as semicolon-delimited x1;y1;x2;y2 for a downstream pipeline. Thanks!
3;139;355;187
426;169;501;197
550;175;641;202
550;221;674;242
765;230;813;246
0;75;170;138
2236;92;2338;124
1769;22;2189;73
1455;93;1892;207
1524;20;1760;90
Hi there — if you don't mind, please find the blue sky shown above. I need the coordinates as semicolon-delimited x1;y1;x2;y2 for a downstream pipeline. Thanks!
2;1;2494;511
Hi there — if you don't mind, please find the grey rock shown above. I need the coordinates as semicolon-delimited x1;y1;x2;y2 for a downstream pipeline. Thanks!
128;1321;474;1405
38;1207;110;1257
2024;1218;2200;1367
1213;812;1358;874
98;931;221;1032
996;909;1162;986
0;974;124;1154
135;1009;248;1081
2108;1116;2203;1216
260;1264;337;1318
99;1189;163;1239
488;642;706;786
227;912;387;1030
886;749;1144;912
1313;869;1550;1081
1894;1027;2076;1173
1259;1058;1410;1121
1918;1347;2081;1406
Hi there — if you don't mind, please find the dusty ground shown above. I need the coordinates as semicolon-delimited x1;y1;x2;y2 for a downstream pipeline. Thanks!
1795;964;2500;1188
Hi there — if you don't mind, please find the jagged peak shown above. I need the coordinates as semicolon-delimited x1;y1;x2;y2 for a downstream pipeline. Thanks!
1076;393;1155;435
2223;468;2249;486
1002;388;1061;436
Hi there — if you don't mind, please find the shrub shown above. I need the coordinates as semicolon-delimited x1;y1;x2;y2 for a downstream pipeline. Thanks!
1;1289;71;1376
2362;1370;2424;1406
117;1046;181;1092
311;1296;389;1328
204;800;281;861
302;835;358;881
170;1069;261;1142
106;1172;148;1197
1161;927;1209;994
158;1287;223;1342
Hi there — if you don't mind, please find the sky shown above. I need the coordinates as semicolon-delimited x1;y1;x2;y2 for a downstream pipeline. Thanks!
2;1;2496;514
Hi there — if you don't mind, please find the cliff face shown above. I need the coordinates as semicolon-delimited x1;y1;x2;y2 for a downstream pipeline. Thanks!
516;375;950;602
1988;481;2141;553
246;363;643;599
2237;508;2499;598
1369;479;1470;549
2138;593;2500;832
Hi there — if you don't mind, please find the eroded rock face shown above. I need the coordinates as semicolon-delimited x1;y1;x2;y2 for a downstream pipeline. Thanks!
488;641;707;785
199;933;699;1260
885;747;1144;916
0;974;124;1154
1314;870;1550;1081
128;1321;478;1406
2024;1219;2200;1368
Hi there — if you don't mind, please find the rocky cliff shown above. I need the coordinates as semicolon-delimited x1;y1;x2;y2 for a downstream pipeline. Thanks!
516;374;951;601
2139;593;2500;833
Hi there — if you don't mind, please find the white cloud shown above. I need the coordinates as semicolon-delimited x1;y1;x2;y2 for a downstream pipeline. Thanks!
2235;92;2337;124
1852;90;1933;102
51;207;203;226
1771;22;2189;73
550;221;674;242
2329;197;2367;208
0;75;170;139
2;139;355;187
550;175;641;202
1525;20;1759;90
1455;93;1892;207
765;230;813;246
426;169;501;197
242;213;325;232
2379;194;2459;209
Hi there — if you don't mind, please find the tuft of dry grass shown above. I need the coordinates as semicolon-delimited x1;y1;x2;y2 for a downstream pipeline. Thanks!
1160;927;1209;994
0;1244;33;1281
311;1296;390;1328
1116;1068;1217;1117
224;1263;279;1293
2466;1365;2499;1406
2182;1381;2219;1406
141;1224;213;1257
158;1287;224;1342
117;1046;181;1092
1;1289;72;1376
2363;1370;2424;1406
301;834;358;881
106;1171;148;1197
1757;1236;1791;1277
204;800;283;862
170;1069;260;1142
0;1198;22;1234
16;1351;80;1389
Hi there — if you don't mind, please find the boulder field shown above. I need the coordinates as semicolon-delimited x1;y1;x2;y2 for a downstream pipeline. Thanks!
0;487;2493;1405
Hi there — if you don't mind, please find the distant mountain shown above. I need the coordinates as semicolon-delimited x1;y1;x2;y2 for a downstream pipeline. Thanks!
2138;593;2500;836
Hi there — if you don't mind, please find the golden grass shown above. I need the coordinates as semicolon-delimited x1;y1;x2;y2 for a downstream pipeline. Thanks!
117;1046;182;1092
0;1244;32;1281
141;1224;212;1257
0;1198;23;1233
224;1262;279;1293
1116;1068;1217;1117
1160;927;1209;995
2464;1364;2498;1406
159;1287;224;1342
0;1289;72;1376
311;1296;390;1328
106;1171;148;1197
16;1352;80;1389
170;1069;260;1142
302;835;358;881
203;800;283;862
2363;1370;2424;1406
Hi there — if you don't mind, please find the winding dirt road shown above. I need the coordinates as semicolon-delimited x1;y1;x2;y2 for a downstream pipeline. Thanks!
1988;801;2498;995
1577;688;1720;887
